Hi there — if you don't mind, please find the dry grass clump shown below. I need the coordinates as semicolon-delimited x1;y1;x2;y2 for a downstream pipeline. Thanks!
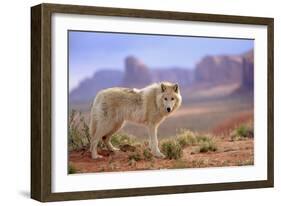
198;140;217;153
230;124;254;141
176;130;218;154
176;130;197;147
68;110;90;150
111;133;136;148
161;140;183;160
68;164;78;174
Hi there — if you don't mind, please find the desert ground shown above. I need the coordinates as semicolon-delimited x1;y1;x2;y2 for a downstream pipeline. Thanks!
69;137;253;173
68;94;254;174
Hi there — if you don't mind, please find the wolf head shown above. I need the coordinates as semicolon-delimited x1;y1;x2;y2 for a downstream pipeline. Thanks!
157;82;182;114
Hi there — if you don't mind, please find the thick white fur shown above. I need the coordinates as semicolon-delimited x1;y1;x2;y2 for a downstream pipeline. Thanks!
89;82;182;159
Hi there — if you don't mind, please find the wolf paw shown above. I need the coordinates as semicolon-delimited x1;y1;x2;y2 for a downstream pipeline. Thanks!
91;154;104;159
153;151;166;159
110;147;120;152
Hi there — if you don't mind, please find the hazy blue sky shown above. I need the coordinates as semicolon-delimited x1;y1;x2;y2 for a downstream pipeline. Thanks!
69;31;254;91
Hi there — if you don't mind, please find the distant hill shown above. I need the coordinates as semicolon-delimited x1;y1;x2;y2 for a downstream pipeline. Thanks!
70;57;194;104
69;49;253;105
151;67;193;87
70;70;123;103
122;56;193;88
122;56;152;88
241;50;254;90
195;54;246;85
195;50;253;85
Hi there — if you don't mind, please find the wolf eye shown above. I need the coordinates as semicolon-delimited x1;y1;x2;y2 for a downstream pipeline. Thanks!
171;97;174;101
164;97;168;101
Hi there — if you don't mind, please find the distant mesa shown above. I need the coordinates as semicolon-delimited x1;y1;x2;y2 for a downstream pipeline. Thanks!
70;69;123;103
69;49;253;105
151;67;193;87
243;49;254;62
195;55;243;85
241;58;254;90
122;56;193;88
240;50;254;91
195;50;253;90
122;56;152;88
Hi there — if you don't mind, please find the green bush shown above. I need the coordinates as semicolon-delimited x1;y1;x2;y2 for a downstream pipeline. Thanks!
231;124;253;141
68;110;90;151
128;153;142;161
68;164;77;174
176;130;197;147
143;148;153;160
196;135;210;143
161;140;183;160
236;125;249;137
199;140;217;153
176;130;216;148
111;133;135;148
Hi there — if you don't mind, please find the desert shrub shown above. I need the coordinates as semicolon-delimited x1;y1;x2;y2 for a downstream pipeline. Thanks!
68;110;83;150
81;116;90;143
236;125;249;137
176;130;197;147
161;140;182;160
199;139;217;153
175;131;218;154
231;124;253;141
128;153;142;161
68;110;90;151
111;133;135;148
196;135;210;143
143;148;153;160
68;164;77;174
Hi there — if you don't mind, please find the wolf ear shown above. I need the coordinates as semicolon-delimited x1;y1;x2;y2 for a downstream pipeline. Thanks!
173;83;179;93
161;83;166;92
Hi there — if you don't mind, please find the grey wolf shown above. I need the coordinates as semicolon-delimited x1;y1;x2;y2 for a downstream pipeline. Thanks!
89;82;182;159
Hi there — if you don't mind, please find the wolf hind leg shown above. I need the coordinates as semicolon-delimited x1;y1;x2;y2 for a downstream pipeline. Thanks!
103;122;124;152
89;117;102;159
90;126;105;159
90;136;103;159
90;121;110;159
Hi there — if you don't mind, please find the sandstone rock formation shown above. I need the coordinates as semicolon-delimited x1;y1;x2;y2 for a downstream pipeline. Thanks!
69;49;254;105
151;67;193;87
122;56;152;88
194;50;254;89
70;69;123;103
195;55;243;85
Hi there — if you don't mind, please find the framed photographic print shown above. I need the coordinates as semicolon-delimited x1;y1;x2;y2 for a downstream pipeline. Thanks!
31;3;274;202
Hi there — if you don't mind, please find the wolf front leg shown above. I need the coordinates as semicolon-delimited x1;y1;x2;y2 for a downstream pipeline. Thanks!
148;125;165;158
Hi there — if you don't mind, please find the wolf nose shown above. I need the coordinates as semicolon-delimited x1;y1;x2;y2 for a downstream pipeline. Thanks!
167;107;171;112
